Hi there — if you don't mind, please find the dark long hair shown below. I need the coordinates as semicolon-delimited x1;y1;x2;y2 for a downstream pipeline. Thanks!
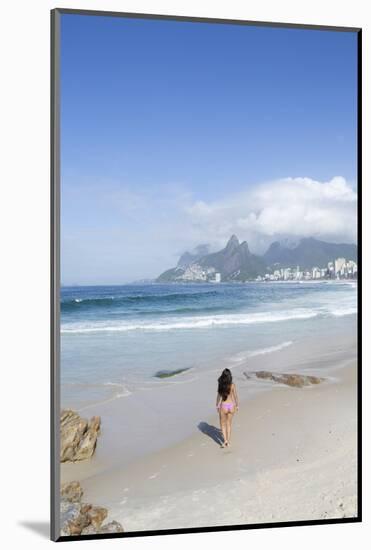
218;368;232;401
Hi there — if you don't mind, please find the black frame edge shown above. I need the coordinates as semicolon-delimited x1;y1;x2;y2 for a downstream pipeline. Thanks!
57;517;361;543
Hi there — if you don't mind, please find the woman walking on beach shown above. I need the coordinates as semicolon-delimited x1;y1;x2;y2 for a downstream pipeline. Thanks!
216;368;239;448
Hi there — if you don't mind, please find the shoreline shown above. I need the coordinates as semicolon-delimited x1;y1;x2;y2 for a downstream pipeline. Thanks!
61;323;356;481
61;346;358;531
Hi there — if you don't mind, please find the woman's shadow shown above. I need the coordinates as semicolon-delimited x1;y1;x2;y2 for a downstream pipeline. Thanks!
198;422;223;446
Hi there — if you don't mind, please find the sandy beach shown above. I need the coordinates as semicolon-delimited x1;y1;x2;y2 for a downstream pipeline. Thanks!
61;327;358;532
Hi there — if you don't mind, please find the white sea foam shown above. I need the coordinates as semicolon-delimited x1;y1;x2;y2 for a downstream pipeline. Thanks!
248;340;294;357
61;308;319;334
330;307;357;317
229;341;293;364
103;381;132;398
61;293;357;334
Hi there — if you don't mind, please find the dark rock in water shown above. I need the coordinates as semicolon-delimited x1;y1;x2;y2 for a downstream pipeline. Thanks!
60;481;124;537
60;409;101;463
244;370;324;388
154;368;190;378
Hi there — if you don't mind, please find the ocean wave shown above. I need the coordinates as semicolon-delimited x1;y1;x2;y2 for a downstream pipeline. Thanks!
248;340;294;357
330;307;357;317
61;308;319;334
61;290;219;311
229;341;293;364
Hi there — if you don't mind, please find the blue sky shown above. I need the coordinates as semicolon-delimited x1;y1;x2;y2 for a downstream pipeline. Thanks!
60;14;358;285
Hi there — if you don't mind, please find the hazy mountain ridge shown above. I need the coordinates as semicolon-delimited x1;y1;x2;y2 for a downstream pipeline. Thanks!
197;236;266;281
157;236;357;282
177;244;210;269
264;237;357;269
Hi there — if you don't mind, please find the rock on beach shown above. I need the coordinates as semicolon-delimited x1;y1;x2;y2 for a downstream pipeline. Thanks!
60;409;101;463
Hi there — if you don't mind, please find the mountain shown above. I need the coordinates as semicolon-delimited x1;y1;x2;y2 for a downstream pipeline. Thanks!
157;235;358;283
177;244;210;269
264;237;357;269
198;236;266;280
157;235;266;282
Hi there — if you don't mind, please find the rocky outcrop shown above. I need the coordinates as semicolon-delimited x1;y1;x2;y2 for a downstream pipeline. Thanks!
177;244;210;269
198;235;266;281
157;235;266;282
60;409;101;463
244;371;324;388
60;481;124;537
61;480;83;502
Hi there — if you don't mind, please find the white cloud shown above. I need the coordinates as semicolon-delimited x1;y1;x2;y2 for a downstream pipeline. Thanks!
62;175;357;283
185;176;357;254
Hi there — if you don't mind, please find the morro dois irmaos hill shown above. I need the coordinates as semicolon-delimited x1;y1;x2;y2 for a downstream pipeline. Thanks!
157;235;357;283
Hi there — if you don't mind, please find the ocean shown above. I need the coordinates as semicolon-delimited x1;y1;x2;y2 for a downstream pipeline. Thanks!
60;281;357;411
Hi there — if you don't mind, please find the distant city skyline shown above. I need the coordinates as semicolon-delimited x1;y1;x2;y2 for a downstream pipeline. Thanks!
60;14;358;285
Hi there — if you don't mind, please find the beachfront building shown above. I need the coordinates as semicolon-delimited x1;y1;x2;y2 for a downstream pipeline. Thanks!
210;272;221;283
312;267;321;279
345;260;357;278
182;264;207;281
181;264;223;283
283;268;292;280
257;257;357;282
327;261;335;278
335;257;346;278
294;266;303;280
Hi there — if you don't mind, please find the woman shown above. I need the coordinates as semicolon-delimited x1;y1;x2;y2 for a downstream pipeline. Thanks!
216;368;239;448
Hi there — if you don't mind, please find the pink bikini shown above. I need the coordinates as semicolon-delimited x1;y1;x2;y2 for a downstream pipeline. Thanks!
219;401;234;411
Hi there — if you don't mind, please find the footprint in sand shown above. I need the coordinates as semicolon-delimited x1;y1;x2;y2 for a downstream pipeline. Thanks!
148;473;159;479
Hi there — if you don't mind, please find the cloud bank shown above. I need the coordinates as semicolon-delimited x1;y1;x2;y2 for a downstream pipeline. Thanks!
185;176;357;254
61;176;357;284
